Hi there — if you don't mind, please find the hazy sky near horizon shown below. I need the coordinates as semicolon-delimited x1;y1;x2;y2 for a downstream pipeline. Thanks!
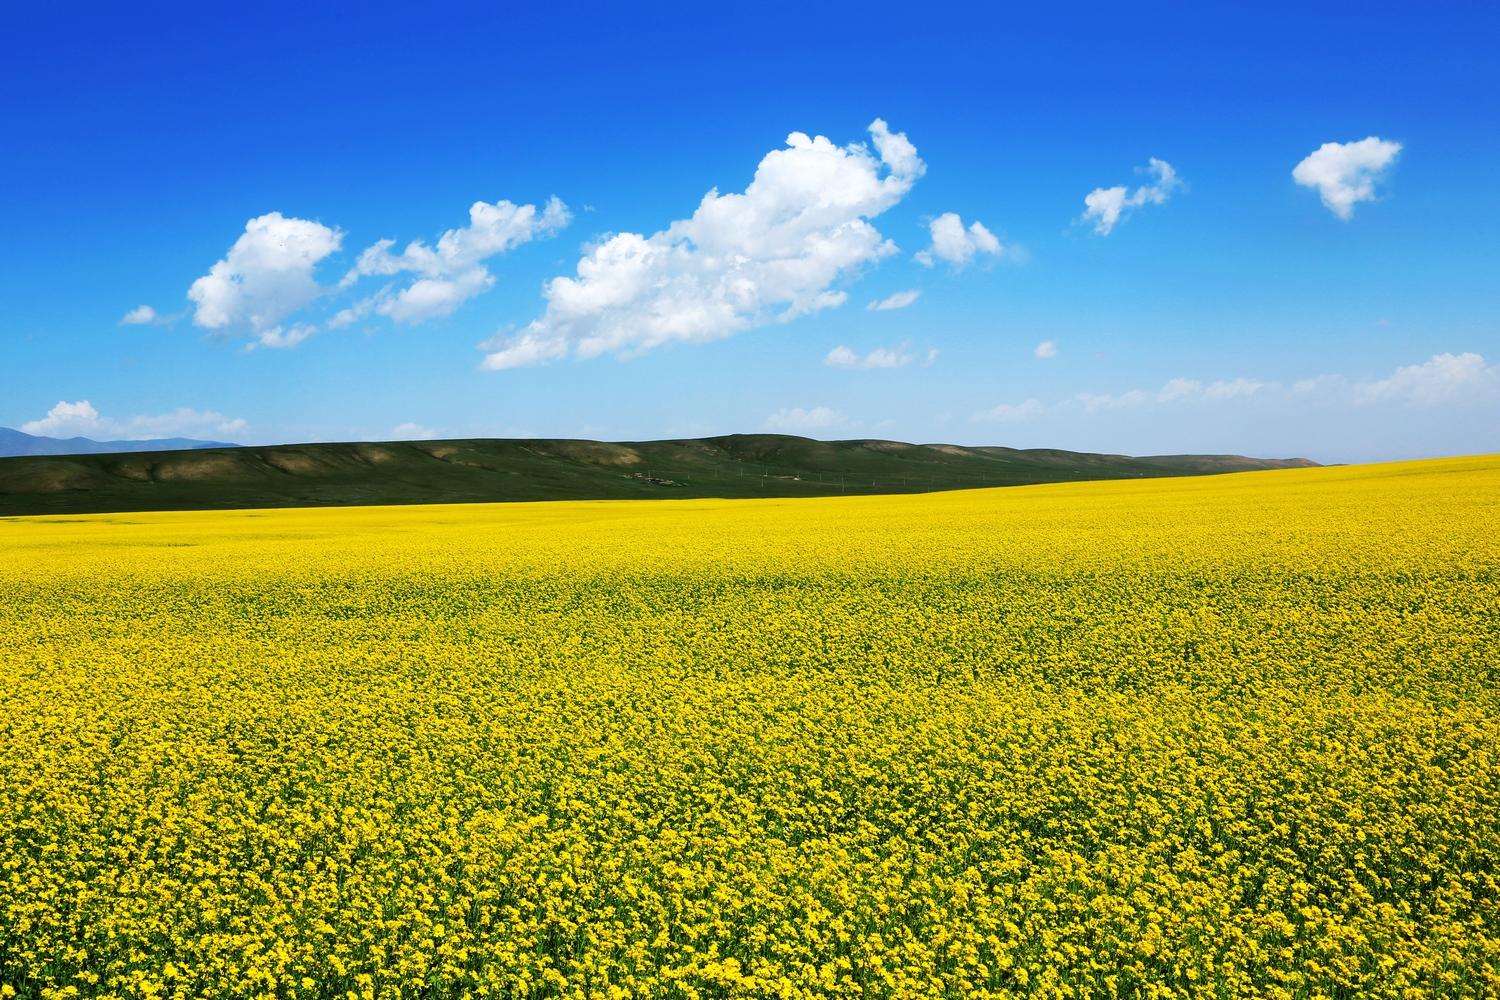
3;2;1497;464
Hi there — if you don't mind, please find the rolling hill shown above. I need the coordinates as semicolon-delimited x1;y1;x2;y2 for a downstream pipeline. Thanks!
0;434;1318;516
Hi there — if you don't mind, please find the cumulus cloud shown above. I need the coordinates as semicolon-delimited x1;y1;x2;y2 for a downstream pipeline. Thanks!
175;197;563;349
1358;353;1497;405
1202;377;1266;400
1034;340;1057;359
19;400;105;437
480;119;925;370
973;398;1044;422
326;297;377;330
251;324;318;350
21;400;247;440
825;343;922;369
974;354;1493;447
1081;158;1181;235
764;406;848;432
1292;354;1499;406
1075;388;1151;413
126;409;248;439
1155;377;1201;402
188;212;342;337
824;345;861;369
1292;374;1343;395
915;213;1002;268
1072;376;1269;412
1292;137;1402;219
867;289;920;311
343;197;569;324
864;346;913;369
1070;356;1498;418
120;305;160;325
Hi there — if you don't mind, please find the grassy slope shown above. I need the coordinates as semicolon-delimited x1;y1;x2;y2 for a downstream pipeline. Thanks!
0;434;1318;515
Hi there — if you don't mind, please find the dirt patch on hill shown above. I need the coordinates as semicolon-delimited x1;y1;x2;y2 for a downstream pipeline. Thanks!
263;451;335;476
539;442;642;466
0;462;109;492
860;440;916;453
109;459;155;481
153;454;264;482
353;445;403;465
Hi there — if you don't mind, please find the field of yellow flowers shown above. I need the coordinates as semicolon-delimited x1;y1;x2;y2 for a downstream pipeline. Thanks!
2;455;1498;999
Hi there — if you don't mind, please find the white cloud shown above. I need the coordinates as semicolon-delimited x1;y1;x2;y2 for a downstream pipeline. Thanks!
1155;377;1201;402
20;400;104;437
120;305;159;325
1202;377;1266;400
824;345;860;369
862;347;908;369
1034;340;1057;359
21;400;247;441
343;197;569;324
764;405;848;432
1075;389;1150;412
480;119;925;370
188;212;342;337
125;409;248;439
915;212;1002;268
1078;376;1267;411
973;398;1043;422
1292;137;1402;219
1070;356;1496;418
326;297;377;330
391;422;440;440
179;198;566;349
867;289;920;311
1081;158;1181;235
966;354;1494;455
251;324;318;350
1293;374;1344;395
1292;354;1498;407
1358;352;1497;405
825;343;920;369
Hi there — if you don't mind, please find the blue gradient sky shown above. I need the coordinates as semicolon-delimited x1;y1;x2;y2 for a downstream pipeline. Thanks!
3;2;1497;462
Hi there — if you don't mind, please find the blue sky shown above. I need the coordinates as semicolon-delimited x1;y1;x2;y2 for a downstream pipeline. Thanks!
2;2;1497;463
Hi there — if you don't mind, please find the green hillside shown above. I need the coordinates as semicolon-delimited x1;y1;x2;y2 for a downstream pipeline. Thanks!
0;434;1318;516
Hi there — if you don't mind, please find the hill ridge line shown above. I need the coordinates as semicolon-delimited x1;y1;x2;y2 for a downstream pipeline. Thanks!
0;433;1318;516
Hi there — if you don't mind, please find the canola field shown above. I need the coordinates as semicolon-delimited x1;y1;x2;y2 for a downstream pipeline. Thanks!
2;455;1499;1000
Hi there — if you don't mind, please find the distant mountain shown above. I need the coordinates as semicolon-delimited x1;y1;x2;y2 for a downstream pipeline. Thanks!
0;426;237;459
0;433;1318;516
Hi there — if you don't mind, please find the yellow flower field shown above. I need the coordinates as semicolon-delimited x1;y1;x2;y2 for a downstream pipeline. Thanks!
2;455;1498;999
